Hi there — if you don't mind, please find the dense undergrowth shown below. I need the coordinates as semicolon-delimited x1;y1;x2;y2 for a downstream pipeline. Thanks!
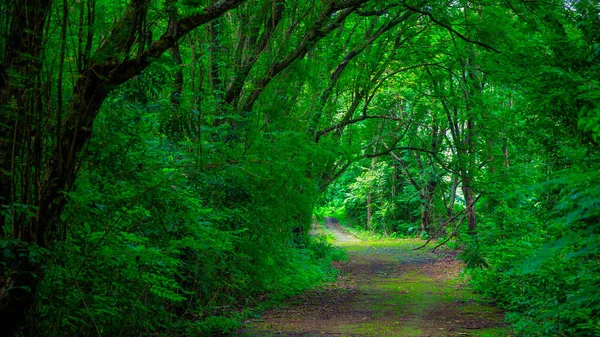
319;164;600;336
31;98;345;336
468;172;600;336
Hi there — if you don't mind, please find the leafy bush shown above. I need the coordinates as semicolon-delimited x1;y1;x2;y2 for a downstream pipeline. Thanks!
31;94;343;336
466;172;600;336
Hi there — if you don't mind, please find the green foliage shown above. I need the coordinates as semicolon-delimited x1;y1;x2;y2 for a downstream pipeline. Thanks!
469;170;600;336
191;316;242;335
313;3;600;336
2;0;600;336
456;5;600;335
325;160;422;237
29;85;342;335
458;238;489;269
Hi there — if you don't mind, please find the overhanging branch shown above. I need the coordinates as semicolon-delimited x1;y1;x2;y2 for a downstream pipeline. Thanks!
365;146;435;158
109;0;246;84
356;4;400;16
402;1;500;53
317;115;401;140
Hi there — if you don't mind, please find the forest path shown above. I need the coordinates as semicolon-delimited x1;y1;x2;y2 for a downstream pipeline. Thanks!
322;217;360;243
245;219;508;337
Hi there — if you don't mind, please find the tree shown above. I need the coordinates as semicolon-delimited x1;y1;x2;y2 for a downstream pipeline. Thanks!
1;0;426;333
0;0;245;334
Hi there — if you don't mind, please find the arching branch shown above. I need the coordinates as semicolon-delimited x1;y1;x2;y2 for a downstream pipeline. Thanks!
109;0;247;85
401;1;501;53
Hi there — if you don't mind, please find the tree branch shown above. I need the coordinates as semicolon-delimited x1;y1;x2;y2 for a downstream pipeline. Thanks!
318;115;401;140
401;1;500;53
356;4;400;16
241;3;363;113
414;194;482;251
364;146;435;158
225;0;285;106
108;0;246;85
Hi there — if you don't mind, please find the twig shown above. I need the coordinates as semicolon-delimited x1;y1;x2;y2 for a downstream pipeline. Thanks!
413;194;481;251
74;279;102;337
413;207;466;250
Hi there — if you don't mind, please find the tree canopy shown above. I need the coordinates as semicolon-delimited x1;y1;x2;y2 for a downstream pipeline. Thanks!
1;0;599;336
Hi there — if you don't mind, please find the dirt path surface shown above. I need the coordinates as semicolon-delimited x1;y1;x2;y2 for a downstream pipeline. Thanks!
245;220;508;337
323;217;360;243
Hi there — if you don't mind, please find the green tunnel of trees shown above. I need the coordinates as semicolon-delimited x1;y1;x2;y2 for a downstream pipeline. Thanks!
0;0;598;336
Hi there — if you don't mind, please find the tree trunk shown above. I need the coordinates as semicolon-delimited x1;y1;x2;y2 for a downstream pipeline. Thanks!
461;116;477;234
366;192;373;231
366;153;378;231
165;2;185;137
420;179;437;234
420;208;430;233
0;1;52;334
447;175;459;217
502;138;510;168
0;1;245;334
462;178;477;234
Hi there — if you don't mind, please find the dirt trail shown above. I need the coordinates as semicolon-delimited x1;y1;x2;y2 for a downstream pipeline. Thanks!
245;219;508;337
323;217;360;243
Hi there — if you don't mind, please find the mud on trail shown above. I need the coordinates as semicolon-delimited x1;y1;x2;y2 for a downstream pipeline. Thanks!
245;218;509;337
